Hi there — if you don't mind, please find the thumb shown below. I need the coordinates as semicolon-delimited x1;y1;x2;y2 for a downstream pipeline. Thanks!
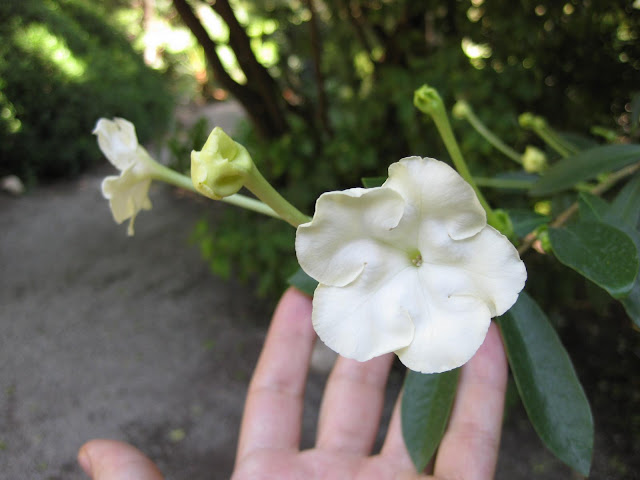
78;439;164;480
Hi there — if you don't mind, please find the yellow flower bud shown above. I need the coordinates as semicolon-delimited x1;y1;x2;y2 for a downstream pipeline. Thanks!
522;145;548;173
191;127;254;200
452;100;471;120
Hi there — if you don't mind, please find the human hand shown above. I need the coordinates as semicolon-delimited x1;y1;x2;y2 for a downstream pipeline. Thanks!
78;287;508;480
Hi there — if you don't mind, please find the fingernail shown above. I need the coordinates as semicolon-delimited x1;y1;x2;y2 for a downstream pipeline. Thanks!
77;448;92;476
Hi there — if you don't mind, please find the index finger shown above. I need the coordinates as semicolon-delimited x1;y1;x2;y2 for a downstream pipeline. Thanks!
234;287;316;464
433;321;508;480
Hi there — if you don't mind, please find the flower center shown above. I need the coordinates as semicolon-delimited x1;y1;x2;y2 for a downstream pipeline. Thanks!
409;250;423;267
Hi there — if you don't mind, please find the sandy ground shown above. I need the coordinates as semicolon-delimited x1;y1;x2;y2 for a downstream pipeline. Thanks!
1;102;638;479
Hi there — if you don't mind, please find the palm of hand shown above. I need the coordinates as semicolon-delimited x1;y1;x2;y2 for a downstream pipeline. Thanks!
78;288;507;480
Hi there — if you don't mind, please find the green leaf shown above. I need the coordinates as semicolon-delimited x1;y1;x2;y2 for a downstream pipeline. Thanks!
578;193;640;324
549;221;639;298
621;283;640;327
530;144;640;196
401;369;459;472
498;293;593;476
287;267;318;296
609;173;640;228
505;208;550;237
361;176;386;188
577;192;610;222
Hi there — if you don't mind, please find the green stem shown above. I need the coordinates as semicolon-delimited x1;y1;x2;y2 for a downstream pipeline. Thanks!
533;126;572;158
243;165;311;228
474;177;535;189
463;108;523;165
415;86;501;229
152;163;281;220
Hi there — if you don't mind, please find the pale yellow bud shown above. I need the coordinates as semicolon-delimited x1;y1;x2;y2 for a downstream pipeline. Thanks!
522;146;548;173
191;127;254;200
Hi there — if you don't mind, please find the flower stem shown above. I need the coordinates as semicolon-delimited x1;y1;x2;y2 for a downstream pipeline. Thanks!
519;113;578;158
152;162;282;220
456;102;523;165
474;177;535;190
243;165;311;228
414;86;501;230
534;127;573;158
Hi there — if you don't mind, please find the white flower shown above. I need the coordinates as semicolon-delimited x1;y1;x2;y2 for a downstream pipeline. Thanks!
94;118;156;236
295;156;526;373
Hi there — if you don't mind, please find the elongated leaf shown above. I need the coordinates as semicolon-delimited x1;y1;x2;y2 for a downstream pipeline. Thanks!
609;173;640;228
549;221;639;298
401;369;459;471
578;193;640;324
361;176;386;188
498;293;593;476
287;267;318;296
530;144;640;196
578;192;610;222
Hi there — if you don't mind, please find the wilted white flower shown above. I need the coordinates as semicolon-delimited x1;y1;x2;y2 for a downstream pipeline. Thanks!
296;156;526;373
94;118;156;236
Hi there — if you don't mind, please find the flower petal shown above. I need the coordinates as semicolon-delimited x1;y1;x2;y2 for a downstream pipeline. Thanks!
384;156;486;240
296;187;405;287
419;225;527;316
394;290;492;373
312;261;416;361
93;118;139;170
101;169;152;226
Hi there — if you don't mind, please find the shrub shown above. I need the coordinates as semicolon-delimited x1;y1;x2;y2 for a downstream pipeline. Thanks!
0;0;173;182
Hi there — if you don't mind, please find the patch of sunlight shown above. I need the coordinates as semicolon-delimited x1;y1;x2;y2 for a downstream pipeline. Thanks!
13;24;86;79
217;45;247;84
354;50;374;79
467;7;483;22
246;18;278;37
250;38;278;67
635;0;640;9
0;90;22;134
197;4;229;43
617;21;637;42
461;37;491;69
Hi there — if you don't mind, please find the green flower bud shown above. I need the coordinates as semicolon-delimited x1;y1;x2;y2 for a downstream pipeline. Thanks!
452;100;471;120
413;85;444;117
491;208;515;240
518;112;546;130
522;145;548;173
191;127;254;200
536;226;552;253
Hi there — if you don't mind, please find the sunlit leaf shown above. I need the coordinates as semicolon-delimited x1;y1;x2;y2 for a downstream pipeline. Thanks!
530;144;640;196
498;293;593;476
549;221;639;298
401;369;459;472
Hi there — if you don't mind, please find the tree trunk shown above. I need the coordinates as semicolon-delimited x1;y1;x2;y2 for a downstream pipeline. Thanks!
172;0;288;138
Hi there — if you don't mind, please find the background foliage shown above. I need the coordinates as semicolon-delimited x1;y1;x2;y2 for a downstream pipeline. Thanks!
182;0;639;298
0;0;173;182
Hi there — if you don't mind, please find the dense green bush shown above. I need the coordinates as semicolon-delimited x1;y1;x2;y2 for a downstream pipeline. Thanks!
0;0;173;182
